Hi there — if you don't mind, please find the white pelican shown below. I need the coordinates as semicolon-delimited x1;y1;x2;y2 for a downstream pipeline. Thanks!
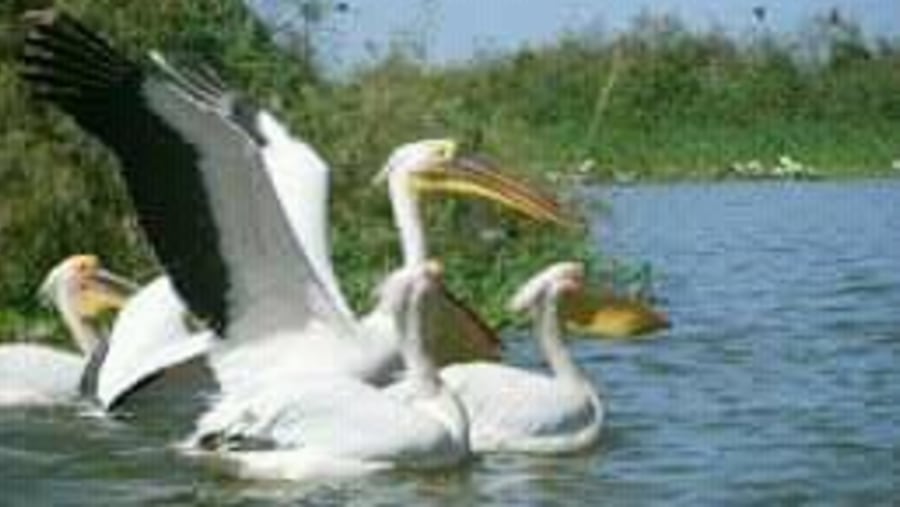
438;262;605;454
187;262;470;480
0;255;132;406
20;10;571;403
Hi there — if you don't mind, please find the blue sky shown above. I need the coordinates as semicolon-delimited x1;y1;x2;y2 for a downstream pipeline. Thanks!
252;0;900;70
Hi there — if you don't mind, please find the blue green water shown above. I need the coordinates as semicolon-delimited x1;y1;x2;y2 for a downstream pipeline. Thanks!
2;180;899;505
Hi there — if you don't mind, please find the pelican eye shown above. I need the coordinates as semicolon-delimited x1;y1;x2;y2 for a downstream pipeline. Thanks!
74;256;97;274
433;141;456;161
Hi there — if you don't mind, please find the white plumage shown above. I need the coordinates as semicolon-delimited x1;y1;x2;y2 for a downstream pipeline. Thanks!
0;344;83;406
93;276;215;409
188;263;470;480
439;262;605;454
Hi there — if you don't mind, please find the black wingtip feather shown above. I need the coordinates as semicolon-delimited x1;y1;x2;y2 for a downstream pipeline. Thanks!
23;9;120;63
23;32;129;80
19;10;232;335
178;63;227;100
19;9;141;102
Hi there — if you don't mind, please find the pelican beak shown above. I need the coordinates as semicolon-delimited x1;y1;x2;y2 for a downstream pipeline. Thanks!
79;268;137;318
412;152;578;227
562;290;671;338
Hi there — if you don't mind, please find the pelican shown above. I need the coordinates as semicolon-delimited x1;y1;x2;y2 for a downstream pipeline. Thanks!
438;262;605;454
188;262;470;480
0;255;132;406
20;10;571;405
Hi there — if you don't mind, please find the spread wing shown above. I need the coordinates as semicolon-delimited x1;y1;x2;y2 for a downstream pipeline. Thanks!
20;11;352;376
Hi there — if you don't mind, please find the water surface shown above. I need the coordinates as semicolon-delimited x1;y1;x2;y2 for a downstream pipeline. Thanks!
3;180;899;505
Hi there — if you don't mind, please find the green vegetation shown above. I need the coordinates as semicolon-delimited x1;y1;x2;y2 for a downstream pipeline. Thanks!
0;0;587;340
352;11;898;183
2;1;898;340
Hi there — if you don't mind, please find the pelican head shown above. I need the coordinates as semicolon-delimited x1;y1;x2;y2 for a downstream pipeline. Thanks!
39;254;136;319
375;139;573;226
508;261;586;314
378;260;447;391
375;260;444;315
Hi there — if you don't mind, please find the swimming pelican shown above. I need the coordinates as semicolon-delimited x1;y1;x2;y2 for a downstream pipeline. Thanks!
188;262;470;480
0;255;132;406
20;10;571;402
438;262;605;454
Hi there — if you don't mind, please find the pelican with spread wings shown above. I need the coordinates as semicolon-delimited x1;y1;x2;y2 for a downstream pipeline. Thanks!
19;10;572;408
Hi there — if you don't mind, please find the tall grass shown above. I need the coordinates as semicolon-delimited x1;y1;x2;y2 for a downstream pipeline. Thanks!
351;13;898;181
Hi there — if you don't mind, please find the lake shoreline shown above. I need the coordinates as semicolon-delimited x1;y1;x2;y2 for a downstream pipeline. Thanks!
555;166;900;187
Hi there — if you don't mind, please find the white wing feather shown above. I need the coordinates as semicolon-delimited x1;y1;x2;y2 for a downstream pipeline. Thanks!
256;112;354;320
95;277;215;409
192;375;465;478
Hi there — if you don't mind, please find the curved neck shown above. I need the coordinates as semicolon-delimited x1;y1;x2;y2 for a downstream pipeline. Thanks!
55;289;101;355
398;282;469;453
388;174;427;266
535;293;583;382
399;288;441;396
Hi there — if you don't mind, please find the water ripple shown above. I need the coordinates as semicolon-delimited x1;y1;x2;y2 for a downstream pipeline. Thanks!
2;180;899;505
